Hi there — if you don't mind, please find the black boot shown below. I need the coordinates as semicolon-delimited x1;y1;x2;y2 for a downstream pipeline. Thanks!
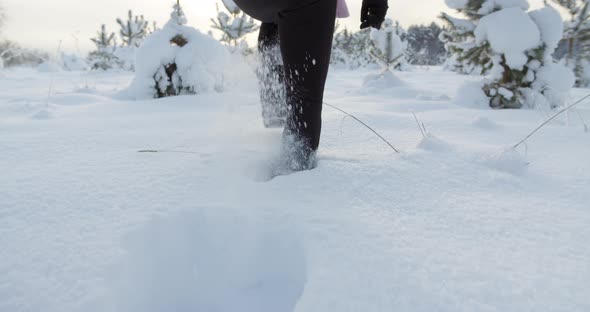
257;23;287;128
278;0;337;170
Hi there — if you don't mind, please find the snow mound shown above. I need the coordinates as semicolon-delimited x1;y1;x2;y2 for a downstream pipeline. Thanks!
480;148;528;175
415;94;451;101
472;116;500;130
49;93;106;106
128;23;230;99
113;46;137;72
417;134;454;152
475;8;540;70
532;63;575;108
363;71;405;89
30;108;53;120
104;211;306;312
37;62;62;73
454;81;490;108
60;53;89;71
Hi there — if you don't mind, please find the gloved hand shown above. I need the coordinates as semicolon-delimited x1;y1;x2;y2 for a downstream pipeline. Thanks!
360;0;388;29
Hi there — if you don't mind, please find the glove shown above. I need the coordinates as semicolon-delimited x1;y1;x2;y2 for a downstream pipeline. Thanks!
360;0;388;29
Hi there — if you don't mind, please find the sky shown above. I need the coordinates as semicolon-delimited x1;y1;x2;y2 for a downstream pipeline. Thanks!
1;0;547;54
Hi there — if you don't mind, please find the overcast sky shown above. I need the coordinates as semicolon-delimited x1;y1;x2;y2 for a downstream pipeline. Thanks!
2;0;546;53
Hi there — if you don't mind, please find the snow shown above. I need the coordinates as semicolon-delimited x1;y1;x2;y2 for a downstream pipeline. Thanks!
369;19;407;71
60;53;89;71
170;3;188;26
582;60;590;85
113;46;136;71
107;212;306;311
471;116;500;130
370;28;403;57
1;66;590;312
533;62;576;107
36;61;62;73
363;71;405;88
498;86;515;99
454;80;490;108
370;21;404;61
475;7;541;70
529;6;564;52
478;0;530;15
440;14;475;34
479;147;529;175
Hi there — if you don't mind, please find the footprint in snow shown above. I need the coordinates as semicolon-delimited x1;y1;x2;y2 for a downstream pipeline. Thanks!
101;210;307;312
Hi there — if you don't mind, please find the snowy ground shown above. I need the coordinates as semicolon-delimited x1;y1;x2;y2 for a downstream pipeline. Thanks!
1;66;590;311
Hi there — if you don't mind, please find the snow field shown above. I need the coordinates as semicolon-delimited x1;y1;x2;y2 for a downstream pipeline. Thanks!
1;66;590;311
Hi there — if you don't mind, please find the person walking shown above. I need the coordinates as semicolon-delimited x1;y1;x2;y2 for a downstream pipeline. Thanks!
234;0;389;173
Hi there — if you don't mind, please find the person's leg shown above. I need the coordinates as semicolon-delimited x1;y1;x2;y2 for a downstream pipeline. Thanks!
278;0;337;169
233;0;337;171
257;23;287;128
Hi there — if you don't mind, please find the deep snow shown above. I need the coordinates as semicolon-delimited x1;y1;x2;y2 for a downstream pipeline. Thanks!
1;66;590;311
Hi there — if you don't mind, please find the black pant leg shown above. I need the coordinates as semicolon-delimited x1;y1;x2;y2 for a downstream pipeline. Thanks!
257;23;287;127
278;0;337;151
258;22;280;51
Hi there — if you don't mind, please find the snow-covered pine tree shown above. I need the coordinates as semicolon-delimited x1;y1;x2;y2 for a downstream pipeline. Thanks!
552;0;590;86
406;23;446;66
369;19;407;72
147;21;160;35
60;52;88;71
350;29;374;68
0;40;18;69
332;27;374;68
153;0;189;97
0;40;47;69
331;23;350;65
114;10;150;71
117;10;149;47
88;24;120;70
473;2;574;108
210;0;259;50
439;0;492;75
393;21;407;40
130;0;230;98
91;24;117;49
169;0;188;26
0;6;7;69
332;23;366;66
393;21;411;70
